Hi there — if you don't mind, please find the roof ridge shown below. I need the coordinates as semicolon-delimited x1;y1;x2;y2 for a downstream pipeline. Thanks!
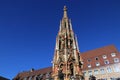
81;44;115;53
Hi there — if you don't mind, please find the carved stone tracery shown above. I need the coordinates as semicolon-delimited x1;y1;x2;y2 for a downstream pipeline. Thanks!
52;6;84;80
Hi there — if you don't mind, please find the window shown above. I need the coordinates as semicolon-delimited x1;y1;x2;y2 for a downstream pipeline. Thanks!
46;72;50;78
102;55;107;59
33;75;37;80
83;72;87;76
110;78;116;80
88;71;92;76
100;69;105;74
71;76;75;80
114;58;119;63
94;70;98;75
88;59;91;62
95;57;99;60
96;62;100;66
28;77;32;80
88;64;91;68
107;67;112;73
39;74;43;78
113;64;120;72
102;78;107;80
104;60;109;64
111;53;116;57
23;77;27;80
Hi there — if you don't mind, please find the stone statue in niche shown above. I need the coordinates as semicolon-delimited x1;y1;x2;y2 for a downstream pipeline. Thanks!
61;40;65;49
58;70;64;80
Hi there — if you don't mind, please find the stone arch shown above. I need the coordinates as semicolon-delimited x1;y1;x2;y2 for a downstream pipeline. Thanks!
69;63;74;76
59;62;64;71
58;63;64;80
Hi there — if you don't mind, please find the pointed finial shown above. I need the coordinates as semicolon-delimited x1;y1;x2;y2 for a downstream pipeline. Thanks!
64;6;67;11
63;6;68;18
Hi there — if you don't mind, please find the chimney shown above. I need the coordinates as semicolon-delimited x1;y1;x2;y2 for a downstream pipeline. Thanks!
30;68;34;72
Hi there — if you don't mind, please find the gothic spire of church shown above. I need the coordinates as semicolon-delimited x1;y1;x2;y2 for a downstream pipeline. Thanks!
52;6;84;80
59;6;73;34
63;6;68;19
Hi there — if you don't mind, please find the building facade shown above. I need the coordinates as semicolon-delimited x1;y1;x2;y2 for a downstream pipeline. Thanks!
13;45;120;80
82;45;120;80
13;7;120;80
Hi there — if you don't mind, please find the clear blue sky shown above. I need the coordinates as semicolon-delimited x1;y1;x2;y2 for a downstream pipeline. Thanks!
0;0;120;79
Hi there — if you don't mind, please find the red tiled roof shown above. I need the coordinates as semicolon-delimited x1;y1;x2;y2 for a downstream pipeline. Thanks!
14;67;52;79
81;45;118;59
81;45;120;70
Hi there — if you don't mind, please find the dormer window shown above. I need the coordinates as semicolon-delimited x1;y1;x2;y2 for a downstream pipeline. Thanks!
88;59;91;62
102;55;107;59
104;60;109;64
111;53;116;57
88;64;91;68
95;57;99;60
96;62;100;66
114;58;119;63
